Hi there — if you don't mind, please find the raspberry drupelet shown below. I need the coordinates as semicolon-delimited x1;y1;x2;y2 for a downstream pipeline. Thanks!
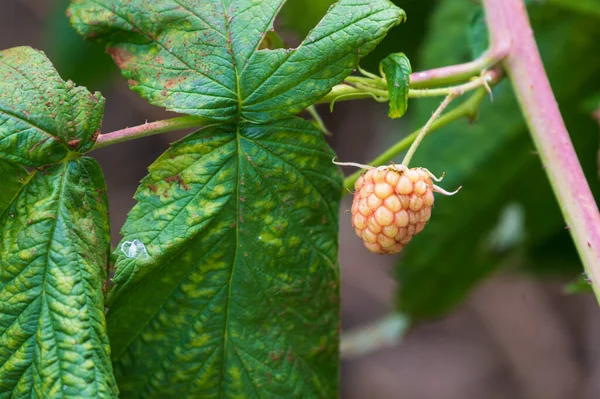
349;164;458;255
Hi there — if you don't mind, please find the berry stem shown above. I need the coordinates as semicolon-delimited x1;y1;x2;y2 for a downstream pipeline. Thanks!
482;0;600;301
401;93;457;167
342;89;488;194
90;115;209;150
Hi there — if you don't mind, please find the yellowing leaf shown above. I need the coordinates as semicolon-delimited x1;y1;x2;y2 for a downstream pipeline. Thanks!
0;47;105;166
69;0;404;122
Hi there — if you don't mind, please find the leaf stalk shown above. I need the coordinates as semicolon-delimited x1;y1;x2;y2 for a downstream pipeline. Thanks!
90;116;209;151
408;44;510;88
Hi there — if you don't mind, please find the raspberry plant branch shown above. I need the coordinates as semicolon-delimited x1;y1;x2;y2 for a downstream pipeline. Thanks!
91;115;209;150
409;47;510;88
408;73;494;98
90;70;499;153
318;70;498;107
342;88;489;194
482;0;600;301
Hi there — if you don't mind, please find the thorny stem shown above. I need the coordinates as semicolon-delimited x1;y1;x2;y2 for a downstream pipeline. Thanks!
342;88;489;194
409;46;510;88
482;0;600;301
91;115;209;150
401;93;457;167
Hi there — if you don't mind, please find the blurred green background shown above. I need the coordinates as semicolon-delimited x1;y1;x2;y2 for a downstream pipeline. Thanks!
2;0;600;397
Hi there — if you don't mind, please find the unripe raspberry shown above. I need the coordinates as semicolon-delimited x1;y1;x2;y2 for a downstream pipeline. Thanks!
351;165;445;255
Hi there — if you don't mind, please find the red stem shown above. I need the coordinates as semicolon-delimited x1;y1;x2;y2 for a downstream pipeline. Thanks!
483;0;600;296
91;116;208;150
409;47;509;88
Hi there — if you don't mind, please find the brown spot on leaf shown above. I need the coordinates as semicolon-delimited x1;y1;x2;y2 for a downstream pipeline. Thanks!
67;139;82;149
165;175;190;191
316;339;328;354
164;76;187;89
286;348;294;363
107;47;132;69
269;350;284;362
91;129;101;143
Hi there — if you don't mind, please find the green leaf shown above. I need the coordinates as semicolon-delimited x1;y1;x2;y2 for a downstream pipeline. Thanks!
0;47;105;166
0;158;117;398
0;160;29;216
68;0;405;123
396;0;600;318
380;52;411;119
467;8;488;59
106;118;342;398
583;91;600;114
524;229;582;276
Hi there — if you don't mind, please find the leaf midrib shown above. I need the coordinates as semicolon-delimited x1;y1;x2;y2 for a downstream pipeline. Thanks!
219;0;243;119
217;125;242;398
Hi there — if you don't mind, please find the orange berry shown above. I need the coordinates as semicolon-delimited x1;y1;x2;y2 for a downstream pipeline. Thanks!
351;165;438;255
